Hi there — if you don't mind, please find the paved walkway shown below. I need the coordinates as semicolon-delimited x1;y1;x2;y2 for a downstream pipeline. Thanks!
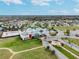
0;48;15;54
42;41;68;59
44;30;79;59
0;46;43;59
46;30;79;52
15;46;43;54
49;44;68;59
59;39;79;52
42;30;79;59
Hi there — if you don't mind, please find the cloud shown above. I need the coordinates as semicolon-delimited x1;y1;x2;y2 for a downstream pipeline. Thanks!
73;0;79;7
53;0;64;5
48;10;70;15
0;0;64;6
48;9;79;15
31;0;64;6
73;8;79;14
73;0;79;3
0;0;23;5
74;8;79;12
72;0;79;14
32;0;51;6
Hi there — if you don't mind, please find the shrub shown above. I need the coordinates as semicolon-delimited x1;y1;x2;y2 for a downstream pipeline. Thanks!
64;30;70;36
49;31;57;36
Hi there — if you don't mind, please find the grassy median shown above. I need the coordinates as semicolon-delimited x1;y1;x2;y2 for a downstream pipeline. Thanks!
62;38;79;46
54;46;77;59
63;45;79;56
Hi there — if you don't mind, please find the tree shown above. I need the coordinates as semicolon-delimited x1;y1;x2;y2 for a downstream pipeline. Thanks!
51;50;55;55
43;23;48;28
46;46;50;50
64;29;70;36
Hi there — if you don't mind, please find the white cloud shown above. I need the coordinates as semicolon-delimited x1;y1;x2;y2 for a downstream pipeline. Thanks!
32;0;51;6
73;0;79;6
73;0;79;7
73;8;79;14
73;0;79;3
0;0;23;5
48;10;70;15
72;0;79;14
74;8;79;12
31;0;64;6
48;9;79;15
53;0;64;5
1;0;64;6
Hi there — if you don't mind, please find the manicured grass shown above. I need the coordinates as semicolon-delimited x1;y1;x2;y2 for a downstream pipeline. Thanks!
12;48;57;59
63;45;79;56
62;38;79;46
0;49;12;59
0;36;42;52
54;46;77;59
53;26;79;31
69;39;79;46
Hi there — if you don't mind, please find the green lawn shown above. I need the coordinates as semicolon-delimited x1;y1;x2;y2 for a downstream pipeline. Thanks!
0;36;42;52
62;38;79;46
12;48;57;59
54;46;77;59
0;49;12;59
53;26;79;31
63;45;79;56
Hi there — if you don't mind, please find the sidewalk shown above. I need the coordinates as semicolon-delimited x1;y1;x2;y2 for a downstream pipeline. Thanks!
42;41;68;59
61;47;79;59
59;39;79;52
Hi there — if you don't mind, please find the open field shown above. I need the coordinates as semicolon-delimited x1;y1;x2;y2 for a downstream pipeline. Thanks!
0;49;12;59
0;36;42;52
53;26;79;31
12;48;57;59
54;46;77;59
62;38;79;46
63;45;79;56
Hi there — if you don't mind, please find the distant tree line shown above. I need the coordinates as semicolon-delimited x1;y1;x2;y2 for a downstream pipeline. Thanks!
0;15;79;21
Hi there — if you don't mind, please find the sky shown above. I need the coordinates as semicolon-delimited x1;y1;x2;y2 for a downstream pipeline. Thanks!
0;0;79;15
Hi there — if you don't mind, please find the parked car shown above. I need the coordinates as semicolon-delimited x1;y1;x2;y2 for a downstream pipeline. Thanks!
75;34;79;37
